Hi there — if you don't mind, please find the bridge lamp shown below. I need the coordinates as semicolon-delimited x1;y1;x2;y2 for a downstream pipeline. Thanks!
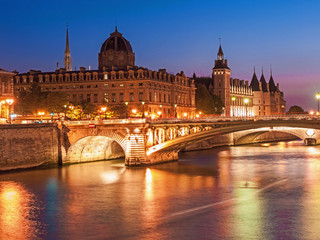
101;107;107;119
174;104;177;118
306;129;315;137
141;102;145;119
316;93;320;113
244;98;249;117
0;100;5;118
310;111;315;115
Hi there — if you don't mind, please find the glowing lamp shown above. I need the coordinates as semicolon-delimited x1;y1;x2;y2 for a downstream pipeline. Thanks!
306;129;315;137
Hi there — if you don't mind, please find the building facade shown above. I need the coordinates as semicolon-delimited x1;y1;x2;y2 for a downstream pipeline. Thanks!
14;28;196;119
195;44;285;117
0;68;15;120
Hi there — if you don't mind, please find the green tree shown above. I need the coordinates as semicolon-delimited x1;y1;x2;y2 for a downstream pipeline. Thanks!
45;92;69;115
15;84;46;115
287;105;304;114
195;83;224;114
108;103;128;118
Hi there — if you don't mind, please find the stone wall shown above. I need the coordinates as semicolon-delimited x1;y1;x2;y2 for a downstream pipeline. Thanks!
0;124;60;171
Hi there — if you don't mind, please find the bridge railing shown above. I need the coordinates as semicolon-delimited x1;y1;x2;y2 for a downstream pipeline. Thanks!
147;114;320;124
66;118;147;125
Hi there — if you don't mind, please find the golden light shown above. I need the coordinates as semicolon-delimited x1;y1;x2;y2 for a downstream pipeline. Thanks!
38;111;45;116
68;105;74;110
151;114;156;119
183;112;187;117
0;100;5;104
174;104;177;107
6;99;14;105
101;107;107;112
199;112;202;115
132;109;137;114
144;112;148;116
244;98;249;104
231;96;236;101
316;93;320;100
157;111;162;115
196;114;199;118
142;101;145;105
306;129;315;137
310;111;315;115
125;102;128;106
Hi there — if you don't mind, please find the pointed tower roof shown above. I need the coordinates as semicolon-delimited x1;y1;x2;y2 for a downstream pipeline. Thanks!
260;68;268;92
213;41;229;69
250;68;260;91
268;68;277;92
218;44;224;58
65;26;70;54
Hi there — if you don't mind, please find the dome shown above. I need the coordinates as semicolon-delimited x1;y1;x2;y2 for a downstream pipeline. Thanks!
100;28;133;53
98;28;135;70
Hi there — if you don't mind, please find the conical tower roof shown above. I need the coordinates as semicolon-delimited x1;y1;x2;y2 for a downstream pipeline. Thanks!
269;71;277;92
250;69;260;91
260;70;268;92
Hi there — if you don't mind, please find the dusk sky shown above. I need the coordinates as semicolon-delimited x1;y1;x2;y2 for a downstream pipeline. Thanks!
1;0;320;110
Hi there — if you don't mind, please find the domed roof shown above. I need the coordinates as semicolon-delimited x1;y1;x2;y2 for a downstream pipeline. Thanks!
100;27;133;53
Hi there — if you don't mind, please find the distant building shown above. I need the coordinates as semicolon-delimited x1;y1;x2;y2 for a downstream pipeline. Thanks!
0;68;15;119
14;28;196;118
195;44;286;116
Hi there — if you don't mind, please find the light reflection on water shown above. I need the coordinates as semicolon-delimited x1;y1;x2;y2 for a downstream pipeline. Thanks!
1;140;320;239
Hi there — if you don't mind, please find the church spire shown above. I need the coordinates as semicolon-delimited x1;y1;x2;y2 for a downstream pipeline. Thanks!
217;38;224;60
64;25;72;71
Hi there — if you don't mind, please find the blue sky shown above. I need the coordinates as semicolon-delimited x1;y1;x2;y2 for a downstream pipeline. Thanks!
1;0;320;110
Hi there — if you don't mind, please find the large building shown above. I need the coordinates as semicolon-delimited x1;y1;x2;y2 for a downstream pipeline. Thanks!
14;28;196;119
195;44;286;117
0;68;15;120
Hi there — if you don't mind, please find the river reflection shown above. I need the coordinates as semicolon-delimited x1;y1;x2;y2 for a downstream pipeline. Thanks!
1;140;320;239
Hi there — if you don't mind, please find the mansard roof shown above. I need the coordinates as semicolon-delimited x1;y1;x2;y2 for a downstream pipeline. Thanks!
249;72;260;91
260;73;268;92
269;75;277;92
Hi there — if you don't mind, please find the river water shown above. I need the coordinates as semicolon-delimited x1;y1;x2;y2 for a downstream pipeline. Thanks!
1;140;320;240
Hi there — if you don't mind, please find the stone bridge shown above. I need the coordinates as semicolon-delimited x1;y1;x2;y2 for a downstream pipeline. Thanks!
59;118;320;166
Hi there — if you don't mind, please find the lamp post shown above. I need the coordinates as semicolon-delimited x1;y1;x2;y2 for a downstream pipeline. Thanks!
6;99;14;123
174;104;177;118
0;100;5;118
142;101;145;118
244;98;249;118
316;93;320;113
101;107;107;119
125;102;128;118
231;96;236;117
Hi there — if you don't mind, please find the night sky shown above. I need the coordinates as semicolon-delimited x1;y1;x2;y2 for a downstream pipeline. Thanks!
1;0;320;110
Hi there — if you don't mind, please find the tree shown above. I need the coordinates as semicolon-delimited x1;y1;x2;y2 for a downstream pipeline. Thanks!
15;84;46;115
15;83;69;116
195;83;224;114
108;103;128;118
287;105;304;114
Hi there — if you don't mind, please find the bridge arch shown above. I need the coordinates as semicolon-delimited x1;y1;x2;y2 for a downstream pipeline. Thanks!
234;130;298;145
66;135;125;164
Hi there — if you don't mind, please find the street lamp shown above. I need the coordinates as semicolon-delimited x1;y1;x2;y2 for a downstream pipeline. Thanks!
142;101;145;118
101;107;107;119
244;98;249;117
174;104;177;118
125;102;128;118
316;93;320;113
0;100;5;118
231;96;236;117
6;99;14;123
